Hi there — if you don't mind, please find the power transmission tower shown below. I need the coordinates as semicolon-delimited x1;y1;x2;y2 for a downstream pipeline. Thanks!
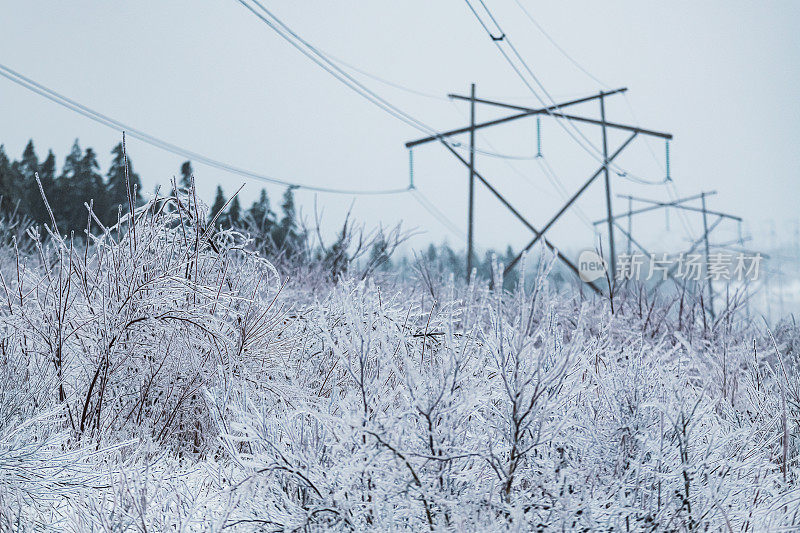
700;192;714;319
467;83;476;282
599;92;616;277
594;191;746;317
406;87;671;291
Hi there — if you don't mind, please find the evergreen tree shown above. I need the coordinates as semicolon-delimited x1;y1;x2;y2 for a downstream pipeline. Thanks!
278;187;297;230
14;140;39;219
247;188;275;252
57;141;104;233
425;243;437;263
502;245;519;289
0;146;13;213
179;161;193;189
56;139;84;231
39;151;56;189
18;140;38;173
248;188;275;232
440;243;460;274
106;143;142;225
60;140;82;181
78;147;105;229
227;196;241;227
271;186;303;256
209;185;227;226
36;150;57;223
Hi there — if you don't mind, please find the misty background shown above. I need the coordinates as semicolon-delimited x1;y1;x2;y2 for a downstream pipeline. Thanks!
1;1;798;262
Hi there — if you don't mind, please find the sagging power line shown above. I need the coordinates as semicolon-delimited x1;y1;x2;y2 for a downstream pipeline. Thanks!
0;62;410;196
462;0;670;188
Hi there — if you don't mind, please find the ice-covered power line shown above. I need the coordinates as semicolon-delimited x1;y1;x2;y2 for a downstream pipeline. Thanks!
0;62;411;195
510;0;675;180
512;0;610;89
0;59;473;240
236;0;548;163
513;5;695;221
411;189;467;242
323;54;449;101
509;1;697;227
462;0;670;187
462;0;608;159
236;0;439;137
511;3;682;189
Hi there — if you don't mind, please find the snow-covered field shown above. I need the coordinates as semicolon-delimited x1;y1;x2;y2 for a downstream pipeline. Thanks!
1;192;798;531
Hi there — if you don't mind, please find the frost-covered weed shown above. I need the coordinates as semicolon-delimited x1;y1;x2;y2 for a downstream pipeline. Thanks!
0;187;798;531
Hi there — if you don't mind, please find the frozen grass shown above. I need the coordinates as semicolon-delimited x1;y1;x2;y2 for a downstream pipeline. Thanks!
0;186;798;531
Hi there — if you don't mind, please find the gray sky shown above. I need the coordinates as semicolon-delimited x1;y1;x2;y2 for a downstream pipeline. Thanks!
2;1;799;255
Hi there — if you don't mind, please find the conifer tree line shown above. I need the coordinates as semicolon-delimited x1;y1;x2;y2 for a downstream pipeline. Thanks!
0;139;304;257
0;139;530;280
0;139;142;233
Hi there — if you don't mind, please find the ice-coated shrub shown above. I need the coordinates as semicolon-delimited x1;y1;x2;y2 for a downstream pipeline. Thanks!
0;188;281;453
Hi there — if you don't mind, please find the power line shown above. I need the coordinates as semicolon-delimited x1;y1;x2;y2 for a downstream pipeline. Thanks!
215;0;479;238
492;3;703;255
510;3;680;189
0;60;475;244
323;54;449;101
237;0;540;164
0;62;410;196
463;0;606;159
411;189;467;242
509;0;676;182
240;0;621;223
237;0;438;137
512;0;610;89
619;93;696;235
245;0;671;189
463;1;732;284
463;0;670;187
510;2;697;214
321;53;577;106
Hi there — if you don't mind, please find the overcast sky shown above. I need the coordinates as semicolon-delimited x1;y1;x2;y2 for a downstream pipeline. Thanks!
2;1;798;256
